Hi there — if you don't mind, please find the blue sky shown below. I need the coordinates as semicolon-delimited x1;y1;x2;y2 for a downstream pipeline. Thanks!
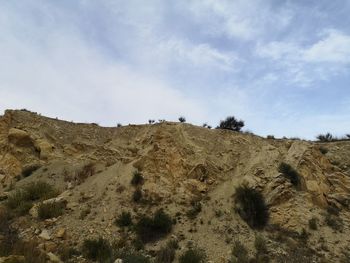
1;0;350;139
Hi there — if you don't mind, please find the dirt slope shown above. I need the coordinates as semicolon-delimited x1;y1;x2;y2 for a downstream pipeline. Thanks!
1;109;350;262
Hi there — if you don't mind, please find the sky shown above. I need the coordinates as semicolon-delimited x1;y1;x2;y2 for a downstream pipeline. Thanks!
1;0;350;139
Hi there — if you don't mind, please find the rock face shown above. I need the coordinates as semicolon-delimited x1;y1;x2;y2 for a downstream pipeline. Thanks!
1;109;350;262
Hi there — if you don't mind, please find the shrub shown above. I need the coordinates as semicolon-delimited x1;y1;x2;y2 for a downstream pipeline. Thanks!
136;209;173;243
266;135;275;139
131;171;144;186
327;205;340;216
179;248;206;263
325;214;343;231
278;162;301;189
23;181;58;201
308;217;318;230
75;162;95;184
231;240;249;263
218;116;244;132
156;240;177;263
316;133;333;142
82;237;112;262
133;189;143;203
115;211;132;227
37;202;65;219
319;147;328;155
186;201;202;219
178;117;186;123
21;164;41;178
6;182;58;215
254;235;268;255
235;185;269;229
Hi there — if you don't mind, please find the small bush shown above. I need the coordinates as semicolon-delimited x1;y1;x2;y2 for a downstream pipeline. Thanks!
235;185;269;229
325;214;343;231
327;205;340;216
278;162;301;189
131;171;144;186
254;235;268;255
133;189;143;203
319;147;328;155
218;116;244;132
75;162;95;184
21;164;41;178
23;181;58;201
178;117;186;123
37;202;65;219
136;209;173;243
156;240;177;263
186;201;202;219
115;211;132;227
316;133;333;142
266;135;275;139
6;182;58;215
82;237;112;262
308;217;318;230
231;240;249;263
179;248;206;263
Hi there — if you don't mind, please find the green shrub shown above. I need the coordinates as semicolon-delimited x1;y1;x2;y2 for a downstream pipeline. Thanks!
179;248;206;263
278;163;301;189
37;202;65;219
317;133;333;142
254;235;268;255
319;147;328;155
231;240;249;263
308;217;318;230
186;201;202;219
82;237;112;262
133;189;143;203
131;171;144;186
156;240;178;263
178;117;186;123
23;181;58;201
136;209;173;243
21;164;41;178
218;116;244;132
235;185;269;229
6;182;58;215
115;211;132;227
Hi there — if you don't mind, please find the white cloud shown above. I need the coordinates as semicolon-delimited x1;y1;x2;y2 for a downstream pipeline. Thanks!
303;29;350;64
186;0;293;40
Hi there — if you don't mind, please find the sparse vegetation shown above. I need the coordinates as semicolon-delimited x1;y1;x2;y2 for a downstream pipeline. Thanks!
179;248;206;263
178;116;186;123
156;240;178;263
325;213;343;231
115;211;132;227
308;217;318;230
319;147;328;155
21;164;41;178
186;201;202;219
317;133;333;142
255;235;268;255
37;202;65;219
231;240;249;263
278;162;301;189
218;116;244;132
135;209;173;243
131;170;144;186
75;162;95;184
6;181;58;215
115;249;150;263
82;237;112;262
133;189;143;203
235;185;269;229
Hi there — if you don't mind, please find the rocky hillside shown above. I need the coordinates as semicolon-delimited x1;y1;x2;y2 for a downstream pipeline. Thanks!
1;109;350;263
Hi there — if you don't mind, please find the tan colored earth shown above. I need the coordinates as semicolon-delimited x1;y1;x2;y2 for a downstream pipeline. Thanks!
1;109;350;262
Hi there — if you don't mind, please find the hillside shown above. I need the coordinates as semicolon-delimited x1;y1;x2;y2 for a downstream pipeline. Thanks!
1;109;350;263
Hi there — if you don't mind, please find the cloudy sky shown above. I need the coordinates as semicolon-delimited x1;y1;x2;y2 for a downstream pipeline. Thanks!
1;0;350;139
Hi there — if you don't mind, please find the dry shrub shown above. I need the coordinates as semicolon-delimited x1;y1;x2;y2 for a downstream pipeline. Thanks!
75;162;95;184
